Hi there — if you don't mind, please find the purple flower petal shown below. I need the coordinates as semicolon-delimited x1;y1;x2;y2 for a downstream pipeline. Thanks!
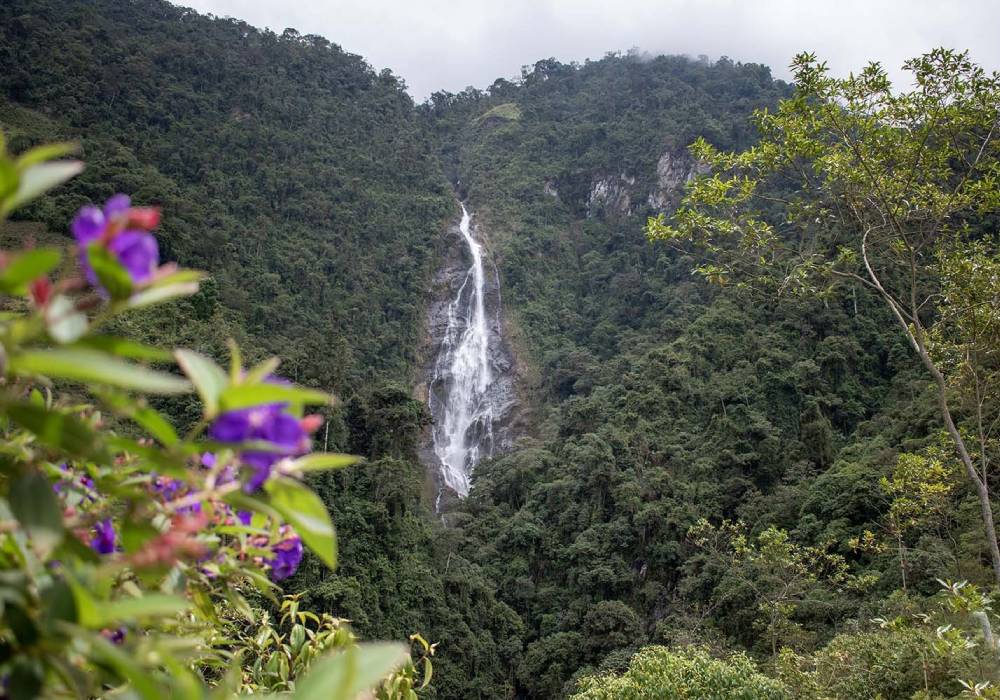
103;194;132;219
72;205;105;244
90;519;116;555
263;412;306;452
268;534;303;580
209;409;251;442
108;230;159;284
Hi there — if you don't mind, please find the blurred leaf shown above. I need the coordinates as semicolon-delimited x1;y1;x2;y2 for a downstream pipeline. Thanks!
224;491;282;522
220;383;332;411
10;472;64;557
265;476;336;570
40;580;78;632
99;391;178;445
66;576;100;627
9;348;191;394
15;142;78;169
87;244;133;300
105;436;186;476
175;350;228;417
126;282;200;310
76;336;172;362
0;248;61;294
6;401;108;461
88;633;164;700
1;160;83;216
120;520;159;555
0;158;17;200
293;643;408;700
242;357;280;385
7;658;43;700
148;269;207;287
86;594;191;628
288;453;361;472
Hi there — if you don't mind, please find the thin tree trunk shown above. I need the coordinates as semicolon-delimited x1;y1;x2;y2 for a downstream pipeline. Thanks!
861;237;1000;588
919;340;1000;587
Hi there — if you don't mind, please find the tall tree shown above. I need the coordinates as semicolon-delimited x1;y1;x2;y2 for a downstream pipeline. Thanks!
649;49;1000;583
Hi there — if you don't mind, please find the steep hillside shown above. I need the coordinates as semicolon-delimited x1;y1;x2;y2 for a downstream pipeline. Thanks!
3;4;994;698
1;0;453;392
428;55;982;697
0;4;520;698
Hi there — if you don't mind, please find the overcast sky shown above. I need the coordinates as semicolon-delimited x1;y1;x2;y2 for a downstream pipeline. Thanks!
182;0;1000;101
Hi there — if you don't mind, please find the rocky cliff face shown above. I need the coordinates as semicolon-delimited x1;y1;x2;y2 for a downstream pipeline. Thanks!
647;150;708;210
586;173;636;218
575;149;707;219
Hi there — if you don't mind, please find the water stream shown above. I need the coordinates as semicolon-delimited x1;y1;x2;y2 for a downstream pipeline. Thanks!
429;203;499;497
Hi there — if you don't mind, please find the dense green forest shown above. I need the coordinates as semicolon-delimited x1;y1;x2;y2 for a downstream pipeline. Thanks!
2;2;999;698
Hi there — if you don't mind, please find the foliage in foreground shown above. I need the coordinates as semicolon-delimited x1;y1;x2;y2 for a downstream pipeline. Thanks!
649;48;1000;585
570;646;789;699
0;137;429;697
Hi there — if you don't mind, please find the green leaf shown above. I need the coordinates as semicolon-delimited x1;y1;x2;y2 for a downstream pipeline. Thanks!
86;594;191;628
87;244;133;300
5;402;107;460
125;282;200;310
0;157;17;201
15;142;78;169
265;476;337;570
1;160;83;216
174;349;228;417
7;658;43;700
120;520;159;555
9;347;191;394
75;336;172;362
105;436;187;476
9;472;64;557
148;269;207;287
288;453;361;472
220;383;332;411
88;632;165;700
40;580;78;632
0;248;61;294
98;392;178;446
293;643;408;700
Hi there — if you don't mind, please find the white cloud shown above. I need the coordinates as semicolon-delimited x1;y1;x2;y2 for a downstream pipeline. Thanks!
180;0;1000;100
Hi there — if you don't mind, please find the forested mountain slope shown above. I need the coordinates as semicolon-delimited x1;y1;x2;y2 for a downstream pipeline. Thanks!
1;0;453;391
428;54;992;697
0;4;518;698
2;3;996;699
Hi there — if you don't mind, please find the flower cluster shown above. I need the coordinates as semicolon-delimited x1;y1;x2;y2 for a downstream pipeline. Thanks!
72;194;161;287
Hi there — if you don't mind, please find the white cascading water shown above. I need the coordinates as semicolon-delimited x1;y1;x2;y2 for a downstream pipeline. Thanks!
430;203;496;497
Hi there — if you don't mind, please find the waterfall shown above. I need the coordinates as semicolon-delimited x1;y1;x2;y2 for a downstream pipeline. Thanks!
429;203;498;497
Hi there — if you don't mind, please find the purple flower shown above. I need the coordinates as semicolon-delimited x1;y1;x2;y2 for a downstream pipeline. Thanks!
71;194;161;288
108;230;159;283
268;532;303;581
72;205;105;244
209;402;309;492
90;519;116;555
237;510;252;526
103;194;132;218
